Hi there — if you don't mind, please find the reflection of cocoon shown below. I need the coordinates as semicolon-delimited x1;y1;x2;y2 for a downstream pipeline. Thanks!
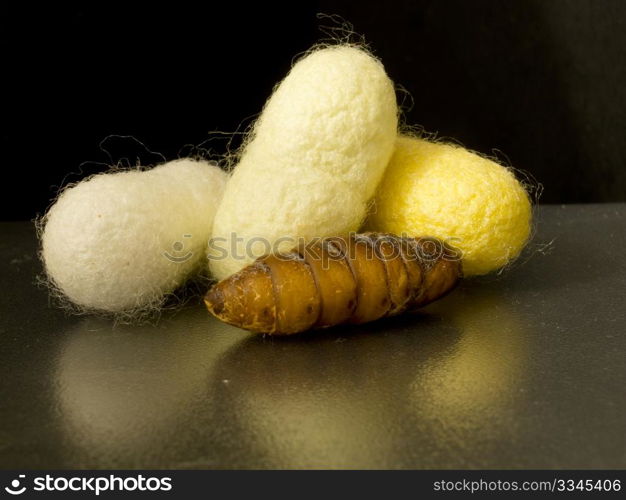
41;159;227;314
211;333;409;468
368;136;532;276
407;290;528;455
415;291;527;418
55;312;239;463
210;46;398;279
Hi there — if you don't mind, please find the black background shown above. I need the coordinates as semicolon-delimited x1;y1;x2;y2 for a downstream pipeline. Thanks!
2;0;625;221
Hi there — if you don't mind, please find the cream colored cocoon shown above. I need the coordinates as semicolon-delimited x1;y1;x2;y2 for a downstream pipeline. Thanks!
209;45;398;280
41;159;228;314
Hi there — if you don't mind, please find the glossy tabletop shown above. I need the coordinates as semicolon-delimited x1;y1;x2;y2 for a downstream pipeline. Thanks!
1;204;625;469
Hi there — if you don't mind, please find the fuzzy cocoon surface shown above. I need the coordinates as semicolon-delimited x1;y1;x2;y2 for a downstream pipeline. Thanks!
209;45;398;279
367;136;532;276
41;159;228;315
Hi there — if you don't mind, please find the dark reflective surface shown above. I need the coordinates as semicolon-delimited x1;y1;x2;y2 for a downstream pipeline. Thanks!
1;205;625;468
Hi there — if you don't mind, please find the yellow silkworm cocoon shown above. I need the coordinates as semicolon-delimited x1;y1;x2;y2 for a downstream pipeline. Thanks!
368;136;532;276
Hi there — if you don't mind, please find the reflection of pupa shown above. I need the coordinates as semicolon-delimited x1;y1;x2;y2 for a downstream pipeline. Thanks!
210;46;398;280
40;159;227;315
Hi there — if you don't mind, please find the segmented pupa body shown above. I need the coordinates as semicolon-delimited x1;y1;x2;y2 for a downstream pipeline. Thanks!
205;233;462;335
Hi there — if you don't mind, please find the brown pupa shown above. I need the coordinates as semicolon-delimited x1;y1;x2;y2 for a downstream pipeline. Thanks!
205;233;462;335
